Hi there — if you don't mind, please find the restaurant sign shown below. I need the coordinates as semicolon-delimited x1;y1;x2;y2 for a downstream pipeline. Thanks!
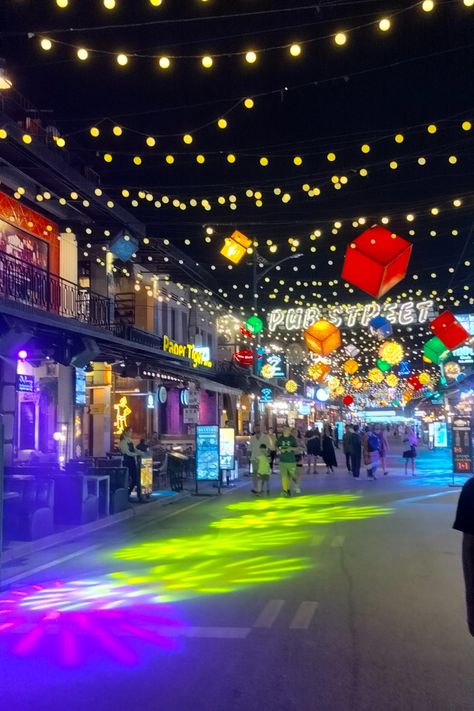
268;299;435;333
162;335;213;368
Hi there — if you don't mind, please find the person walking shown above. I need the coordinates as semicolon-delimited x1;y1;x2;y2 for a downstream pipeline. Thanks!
453;478;474;636
322;424;338;474
249;425;272;493
362;425;380;480
350;424;362;478
292;428;305;494
375;424;390;476
276;425;298;496
267;427;277;474
403;426;418;476
255;443;271;496
342;425;353;473
305;426;321;474
120;426;142;502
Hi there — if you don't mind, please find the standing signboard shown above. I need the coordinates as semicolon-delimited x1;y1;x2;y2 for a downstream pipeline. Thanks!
219;428;235;471
195;425;220;494
452;417;473;475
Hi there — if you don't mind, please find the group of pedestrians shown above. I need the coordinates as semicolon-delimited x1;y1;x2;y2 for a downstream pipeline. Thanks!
249;424;305;497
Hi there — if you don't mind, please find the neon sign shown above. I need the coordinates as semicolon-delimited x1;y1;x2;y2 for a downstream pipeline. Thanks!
114;396;132;435
163;336;213;368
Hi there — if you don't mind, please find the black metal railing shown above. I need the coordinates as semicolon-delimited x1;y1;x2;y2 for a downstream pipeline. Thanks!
0;249;111;329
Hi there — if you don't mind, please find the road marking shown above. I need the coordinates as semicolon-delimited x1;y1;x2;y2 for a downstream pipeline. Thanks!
253;599;285;629
289;602;319;630
330;535;345;548
0;545;101;587
392;491;458;506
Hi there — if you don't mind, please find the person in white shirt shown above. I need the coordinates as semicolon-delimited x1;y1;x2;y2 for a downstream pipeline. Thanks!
249;425;272;493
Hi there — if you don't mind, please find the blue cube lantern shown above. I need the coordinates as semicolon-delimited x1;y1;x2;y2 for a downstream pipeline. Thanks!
369;315;393;340
110;230;139;262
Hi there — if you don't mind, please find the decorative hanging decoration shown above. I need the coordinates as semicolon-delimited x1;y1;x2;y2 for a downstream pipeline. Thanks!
304;320;341;356
368;368;384;384
240;325;254;338
233;349;254;366
245;315;264;335
343;395;354;406
407;375;423;391
398;361;411;376
285;379;298;393
220;230;252;264
369;315;393;339
344;345;360;358
379;341;404;365
385;374;399;387
418;371;432;386
261;364;275;379
444;361;462;379
343;358;359;375
423;337;450;365
429;310;469;350
316;388;329;402
351;376;363;390
341;225;412;298
307;362;331;382
376;358;392;373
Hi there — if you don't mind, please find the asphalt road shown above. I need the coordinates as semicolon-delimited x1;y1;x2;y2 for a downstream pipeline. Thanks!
0;447;472;711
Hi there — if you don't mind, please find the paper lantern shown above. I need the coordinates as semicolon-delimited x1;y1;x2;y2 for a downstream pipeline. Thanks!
245;315;264;335
398;361;411;376
220;229;253;264
344;344;360;358
407;375;423;391
418;371;431;386
444;361;461;379
233;349;254;366
423;337;450;365
376;358;392;373
261;364;275;379
369;315;393;339
336;386;345;396
343;395;354;406
285;379;298;393
240;325;254;338
341;225;412;298
429;310;469;350
328;376;340;390
343;358;359;375
307;362;331;382
304;320;341;356
385;374;399;387
351;376;363;390
379;341;404;365
368;368;384;384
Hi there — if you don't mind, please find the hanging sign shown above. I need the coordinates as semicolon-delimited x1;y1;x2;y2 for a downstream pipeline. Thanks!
260;353;287;379
196;425;220;481
452;417;473;474
16;374;35;393
183;407;199;424
162;335;213;368
219;428;235;470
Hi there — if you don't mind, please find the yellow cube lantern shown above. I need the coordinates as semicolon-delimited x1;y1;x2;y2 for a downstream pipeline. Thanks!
307;362;331;382
220;230;253;264
304;320;341;356
343;358;359;375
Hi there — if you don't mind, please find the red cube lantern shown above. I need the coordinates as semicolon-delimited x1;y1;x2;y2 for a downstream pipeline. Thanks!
341;225;412;298
407;375;423;392
304;320;341;356
429;310;469;350
343;395;354;406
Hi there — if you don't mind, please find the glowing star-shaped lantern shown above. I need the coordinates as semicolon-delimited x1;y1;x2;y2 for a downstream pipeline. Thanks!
343;358;359;375
407;375;423;392
304;320;341;356
444;361;461;379
285;379;298;393
328;376;340;391
351;377;363;390
245;315;264;335
385;374;399;388
379;341;404;366
261;364;275;379
418;371;432;386
423;337;450;365
369;315;393;340
220;230;253;264
376;358;392;373
343;395;354;406
341;225;412;298
307;362;331;382
429;310;469;350
368;368;384;384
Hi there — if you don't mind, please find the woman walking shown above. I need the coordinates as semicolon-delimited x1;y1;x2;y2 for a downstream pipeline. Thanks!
322;425;338;474
403;426;418;476
305;426;321;474
375;424;390;476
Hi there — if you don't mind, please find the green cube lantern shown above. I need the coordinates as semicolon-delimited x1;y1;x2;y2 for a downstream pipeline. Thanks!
245;315;264;335
423;337;450;365
376;358;392;373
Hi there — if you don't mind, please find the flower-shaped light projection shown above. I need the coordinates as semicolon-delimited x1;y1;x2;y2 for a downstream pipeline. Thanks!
261;363;275;378
385;374;399;387
368;368;384;384
285;379;298;393
379;340;404;365
343;358;359;375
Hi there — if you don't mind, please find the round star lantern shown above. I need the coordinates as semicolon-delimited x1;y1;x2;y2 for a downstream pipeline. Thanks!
261;364;274;379
379;341;404;366
444;361;461;379
368;368;384;384
351;377;363;390
385;374;399;388
418;371;432;386
285;379;298;393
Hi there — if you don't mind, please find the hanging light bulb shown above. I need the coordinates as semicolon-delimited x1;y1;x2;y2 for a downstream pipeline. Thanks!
245;51;257;64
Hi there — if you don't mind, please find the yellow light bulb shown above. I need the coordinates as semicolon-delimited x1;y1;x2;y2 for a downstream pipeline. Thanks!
389;161;398;169
159;56;171;69
103;0;116;9
359;168;368;176
244;98;254;109
0;129;7;139
90;127;100;137
196;154;206;164
462;120;472;131
394;133;404;143
165;155;175;164
217;118;227;129
361;144;370;153
227;153;236;164
334;33;347;46
149;0;163;5
422;0;434;11
427;123;437;134
133;156;142;165
56;0;69;7
289;44;302;57
464;0;474;6
77;48;89;61
378;18;391;31
260;157;269;166
22;134;32;144
327;152;336;162
56;137;66;148
104;153;113;162
202;55;213;69
183;133;193;144
293;156;303;166
448;155;458;164
40;38;53;51
112;125;122;136
146;136;156;147
116;54;128;66
245;51;257;64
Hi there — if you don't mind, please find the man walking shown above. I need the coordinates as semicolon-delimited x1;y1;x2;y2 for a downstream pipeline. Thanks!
342;425;353;473
350;425;362;478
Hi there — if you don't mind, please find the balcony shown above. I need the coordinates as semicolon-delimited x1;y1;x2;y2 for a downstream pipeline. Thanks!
0;248;111;330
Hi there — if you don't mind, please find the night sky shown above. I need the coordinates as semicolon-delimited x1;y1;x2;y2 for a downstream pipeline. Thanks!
2;0;474;317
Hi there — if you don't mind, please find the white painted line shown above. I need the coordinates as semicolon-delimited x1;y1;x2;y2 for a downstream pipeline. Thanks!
253;599;285;629
289;602;319;630
0;545;101;587
392;491;458;506
330;535;345;548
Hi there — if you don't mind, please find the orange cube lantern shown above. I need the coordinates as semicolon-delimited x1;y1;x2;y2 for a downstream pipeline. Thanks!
220;230;253;264
343;358;359;375
304;320;341;356
307;362;331;382
341;225;412;298
429;310;469;350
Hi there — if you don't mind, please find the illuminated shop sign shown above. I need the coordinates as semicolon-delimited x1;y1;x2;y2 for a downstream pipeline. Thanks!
162;335;213;368
268;299;435;333
16;374;35;393
114;396;132;435
75;367;87;406
196;425;220;481
260;353;287;379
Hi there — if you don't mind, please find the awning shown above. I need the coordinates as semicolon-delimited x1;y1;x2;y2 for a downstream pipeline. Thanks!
198;378;242;396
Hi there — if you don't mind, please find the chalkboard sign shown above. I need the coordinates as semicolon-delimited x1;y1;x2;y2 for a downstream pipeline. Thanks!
452;417;473;474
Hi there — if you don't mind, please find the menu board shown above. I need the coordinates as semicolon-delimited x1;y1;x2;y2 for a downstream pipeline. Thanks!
219;428;235;470
196;425;220;481
452;417;473;474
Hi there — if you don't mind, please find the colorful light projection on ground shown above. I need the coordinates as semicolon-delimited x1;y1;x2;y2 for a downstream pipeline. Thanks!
0;579;183;667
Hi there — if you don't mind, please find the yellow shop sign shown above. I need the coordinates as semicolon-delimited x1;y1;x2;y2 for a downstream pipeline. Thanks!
163;336;213;368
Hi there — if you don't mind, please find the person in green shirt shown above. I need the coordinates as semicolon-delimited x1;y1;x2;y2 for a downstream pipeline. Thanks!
276;425;298;496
